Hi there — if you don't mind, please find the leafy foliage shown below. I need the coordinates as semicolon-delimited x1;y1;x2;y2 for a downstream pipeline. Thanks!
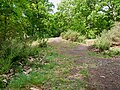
1;0;120;89
0;0;54;74
54;0;120;38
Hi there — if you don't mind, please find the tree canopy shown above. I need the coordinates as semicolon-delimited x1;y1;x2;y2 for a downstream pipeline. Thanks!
54;0;120;38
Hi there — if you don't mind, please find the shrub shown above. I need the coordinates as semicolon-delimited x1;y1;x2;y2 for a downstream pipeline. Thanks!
0;38;48;88
95;22;120;51
108;22;120;45
86;29;97;39
61;30;73;40
68;31;80;41
0;38;45;75
95;30;112;51
103;49;120;57
0;39;25;74
77;36;86;43
61;30;86;42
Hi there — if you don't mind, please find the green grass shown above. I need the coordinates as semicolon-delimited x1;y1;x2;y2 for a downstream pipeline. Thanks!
80;69;89;77
9;71;49;89
51;78;86;90
7;46;87;90
0;41;90;90
88;48;120;58
87;51;111;58
103;49;120;57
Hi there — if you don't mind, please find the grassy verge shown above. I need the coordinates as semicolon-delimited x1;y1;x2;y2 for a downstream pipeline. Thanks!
0;44;88;90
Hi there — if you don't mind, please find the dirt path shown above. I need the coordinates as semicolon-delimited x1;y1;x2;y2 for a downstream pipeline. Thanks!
48;37;120;90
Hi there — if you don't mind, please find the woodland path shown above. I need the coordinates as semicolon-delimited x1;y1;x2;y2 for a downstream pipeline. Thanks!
48;37;120;90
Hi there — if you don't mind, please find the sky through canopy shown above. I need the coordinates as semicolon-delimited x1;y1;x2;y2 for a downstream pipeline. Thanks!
49;0;61;12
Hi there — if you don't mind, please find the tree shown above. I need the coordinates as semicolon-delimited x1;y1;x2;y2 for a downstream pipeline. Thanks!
55;0;120;38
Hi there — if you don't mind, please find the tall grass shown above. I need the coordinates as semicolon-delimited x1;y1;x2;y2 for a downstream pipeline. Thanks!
61;30;86;43
95;22;120;51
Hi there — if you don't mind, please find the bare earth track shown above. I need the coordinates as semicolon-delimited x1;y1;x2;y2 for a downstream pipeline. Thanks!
48;37;120;90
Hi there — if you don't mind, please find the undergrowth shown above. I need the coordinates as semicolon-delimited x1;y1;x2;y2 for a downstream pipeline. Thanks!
61;30;86;43
95;22;120;51
0;42;87;90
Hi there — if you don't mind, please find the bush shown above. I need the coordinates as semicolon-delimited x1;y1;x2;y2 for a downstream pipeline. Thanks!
95;30;112;51
103;49;120;57
0;39;26;74
61;30;86;42
108;22;120;45
94;22;120;51
0;38;45;75
61;30;73;40
86;29;97;39
69;31;80;41
0;38;48;88
77;36;86;43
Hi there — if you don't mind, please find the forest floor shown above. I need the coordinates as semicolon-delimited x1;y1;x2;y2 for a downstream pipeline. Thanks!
48;37;120;90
